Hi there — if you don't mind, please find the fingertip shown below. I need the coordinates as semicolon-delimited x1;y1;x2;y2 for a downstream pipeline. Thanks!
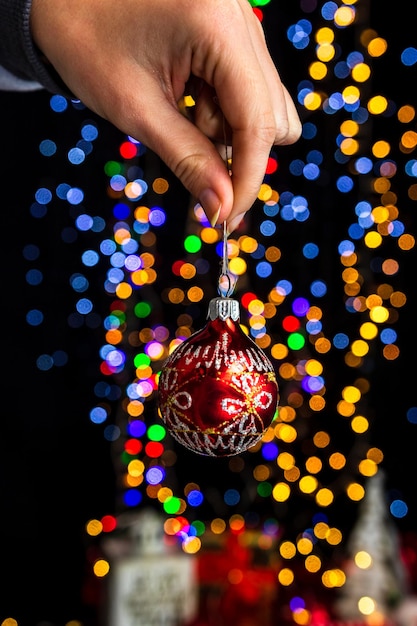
227;213;246;234
199;189;222;226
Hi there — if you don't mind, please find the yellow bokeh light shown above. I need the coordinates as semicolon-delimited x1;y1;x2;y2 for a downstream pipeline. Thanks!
201;227;220;244
369;305;389;323
265;246;281;262
360;322;378;340
334;5;355;26
351;62;371;82
135;205;151;223
305;456;322;474
337;399;355;417
179;262;197;280
183;94;195;107
297;537;313;555
239;236;258;254
271;343;289;360
278;406;296;423
310;395;326;411
278;567;294;585
253;464;271;481
106;328;123;345
326;527;343;545
183;536;201;554
285;466;301;482
355;550;372;569
340;137;359;156
382;258;399;276
372;140;390;159
276;423;297;443
116;281;133;299
280;541;297;559
342;385;361;403
249;316;265;331
315;337;331;353
304;91;323;111
211;518;226;534
359;458;378;477
368;447;384;463
309;61;328;80
293;608;310;625
351;339;369;357
347;482;365;501
299;475;318;494
329;452;346;470
401;130;417;149
316;27;334;44
114;227;131;244
152;177;169;194
314;522;329;540
187;286;204;303
248;299;265;316
305;554;322;573
368;95;388;115
398;104;415;123
126;474;142;487
229;257;247;276
313;431;330;448
364;230;383;249
272;482;291;502
342;85;360;104
127;459;145;478
340;119;359;137
86;518;103;537
358;596;376;616
390;290;407;307
367;36;388;57
258;184;273;201
322;569;346;588
316;488;334;507
351;415;369;434
93;559;110;578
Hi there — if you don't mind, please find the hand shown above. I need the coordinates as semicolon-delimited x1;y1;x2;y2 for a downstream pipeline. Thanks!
31;0;301;232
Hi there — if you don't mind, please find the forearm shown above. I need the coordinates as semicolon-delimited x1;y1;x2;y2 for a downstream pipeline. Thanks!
0;0;68;93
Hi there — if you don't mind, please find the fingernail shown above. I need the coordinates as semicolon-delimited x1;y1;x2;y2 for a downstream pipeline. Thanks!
209;208;221;227
199;189;221;227
228;214;245;234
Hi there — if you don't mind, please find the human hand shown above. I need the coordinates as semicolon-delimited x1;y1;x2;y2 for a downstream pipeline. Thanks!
31;0;301;232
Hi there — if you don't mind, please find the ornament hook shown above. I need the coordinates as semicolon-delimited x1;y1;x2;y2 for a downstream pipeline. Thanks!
218;221;235;298
216;109;235;298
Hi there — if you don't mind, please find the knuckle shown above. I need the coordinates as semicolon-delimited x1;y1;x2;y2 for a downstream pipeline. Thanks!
170;152;211;194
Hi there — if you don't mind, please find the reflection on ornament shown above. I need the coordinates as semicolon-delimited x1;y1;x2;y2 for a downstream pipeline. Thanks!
158;297;279;457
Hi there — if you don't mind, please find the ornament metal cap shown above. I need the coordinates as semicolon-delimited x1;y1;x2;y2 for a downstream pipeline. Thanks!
207;297;240;322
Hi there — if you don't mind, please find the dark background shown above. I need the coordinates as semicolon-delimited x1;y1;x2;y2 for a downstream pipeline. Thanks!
1;0;416;623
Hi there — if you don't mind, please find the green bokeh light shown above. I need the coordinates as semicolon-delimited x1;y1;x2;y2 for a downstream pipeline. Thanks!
184;234;202;253
287;332;306;351
133;353;151;368
134;301;151;318
163;496;181;514
147;424;166;442
104;160;123;176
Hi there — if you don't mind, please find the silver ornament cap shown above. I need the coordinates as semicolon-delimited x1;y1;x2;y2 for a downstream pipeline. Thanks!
207;297;240;322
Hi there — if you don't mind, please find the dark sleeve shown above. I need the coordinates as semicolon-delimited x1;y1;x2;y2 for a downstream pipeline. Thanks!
0;0;72;96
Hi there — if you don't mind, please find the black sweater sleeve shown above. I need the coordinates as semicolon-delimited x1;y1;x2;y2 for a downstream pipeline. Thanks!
0;0;71;96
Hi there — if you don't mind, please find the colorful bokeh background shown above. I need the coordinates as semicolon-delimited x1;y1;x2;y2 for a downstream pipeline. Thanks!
1;0;417;623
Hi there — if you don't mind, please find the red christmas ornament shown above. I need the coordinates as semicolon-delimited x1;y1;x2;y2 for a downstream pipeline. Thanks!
158;297;279;457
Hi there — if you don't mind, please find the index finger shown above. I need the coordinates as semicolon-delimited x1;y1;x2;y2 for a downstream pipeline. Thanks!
207;5;287;226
